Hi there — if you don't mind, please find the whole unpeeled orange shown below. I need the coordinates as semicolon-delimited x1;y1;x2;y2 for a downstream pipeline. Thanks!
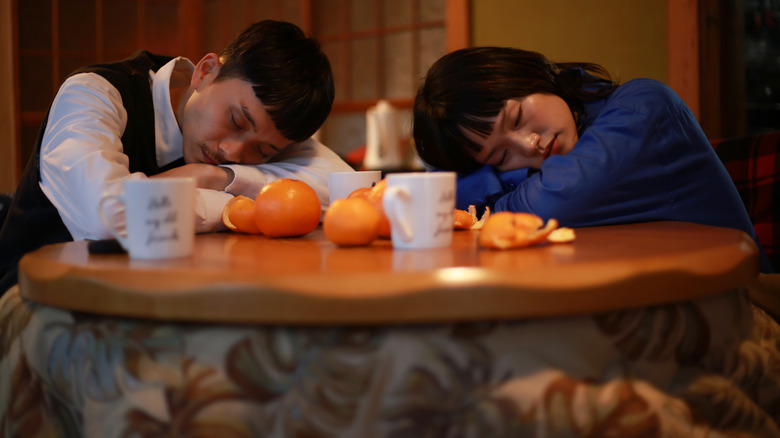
323;197;382;246
350;179;391;238
222;195;262;234
254;178;321;237
347;186;372;199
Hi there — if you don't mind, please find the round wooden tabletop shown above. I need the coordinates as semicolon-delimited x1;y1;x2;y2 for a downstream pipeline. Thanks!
18;221;759;324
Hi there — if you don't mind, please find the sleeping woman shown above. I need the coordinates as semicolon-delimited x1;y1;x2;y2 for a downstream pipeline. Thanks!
412;46;773;273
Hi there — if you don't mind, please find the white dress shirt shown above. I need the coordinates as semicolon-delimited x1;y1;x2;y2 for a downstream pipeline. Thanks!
38;57;353;240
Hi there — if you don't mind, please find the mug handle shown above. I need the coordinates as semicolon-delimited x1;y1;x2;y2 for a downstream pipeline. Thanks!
97;194;129;250
382;186;413;242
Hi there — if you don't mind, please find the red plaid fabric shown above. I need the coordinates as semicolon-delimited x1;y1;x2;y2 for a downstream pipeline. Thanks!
711;132;780;271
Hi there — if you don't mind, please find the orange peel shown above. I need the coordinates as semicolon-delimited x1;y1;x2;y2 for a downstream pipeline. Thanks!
468;205;491;230
453;208;475;230
222;195;262;234
478;212;562;249
547;227;576;243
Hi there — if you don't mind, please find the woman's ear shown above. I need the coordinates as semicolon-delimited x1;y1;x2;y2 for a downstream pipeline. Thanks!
191;53;221;89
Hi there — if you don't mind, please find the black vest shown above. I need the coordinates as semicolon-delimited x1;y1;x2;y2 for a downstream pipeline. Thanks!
0;51;179;293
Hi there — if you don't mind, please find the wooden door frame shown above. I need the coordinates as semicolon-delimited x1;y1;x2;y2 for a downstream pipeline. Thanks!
668;0;745;139
667;0;700;121
2;0;20;190
446;0;470;53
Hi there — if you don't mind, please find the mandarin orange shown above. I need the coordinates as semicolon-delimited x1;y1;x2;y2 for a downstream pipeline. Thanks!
323;197;382;246
222;195;262;234
347;186;372;199
360;179;391;238
254;178;321;237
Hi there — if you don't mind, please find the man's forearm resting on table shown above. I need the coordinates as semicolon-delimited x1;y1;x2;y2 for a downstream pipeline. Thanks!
153;164;235;192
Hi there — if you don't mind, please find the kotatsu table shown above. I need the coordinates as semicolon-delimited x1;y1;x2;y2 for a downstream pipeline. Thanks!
16;221;760;323
2;221;779;437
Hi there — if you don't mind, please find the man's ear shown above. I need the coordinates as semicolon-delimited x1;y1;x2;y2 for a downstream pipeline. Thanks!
191;53;222;89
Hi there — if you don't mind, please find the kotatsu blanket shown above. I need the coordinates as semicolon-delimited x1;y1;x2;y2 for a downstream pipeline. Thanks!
1;283;779;437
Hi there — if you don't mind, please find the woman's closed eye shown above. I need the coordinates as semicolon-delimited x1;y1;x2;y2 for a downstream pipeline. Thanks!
496;149;508;167
512;107;523;130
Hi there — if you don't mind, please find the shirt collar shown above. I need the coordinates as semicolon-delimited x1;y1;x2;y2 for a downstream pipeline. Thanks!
150;56;194;167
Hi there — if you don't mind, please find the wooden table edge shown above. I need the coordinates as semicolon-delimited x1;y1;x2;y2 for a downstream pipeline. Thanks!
19;244;759;325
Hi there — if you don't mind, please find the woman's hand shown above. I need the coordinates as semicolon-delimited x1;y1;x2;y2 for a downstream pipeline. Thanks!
152;164;235;191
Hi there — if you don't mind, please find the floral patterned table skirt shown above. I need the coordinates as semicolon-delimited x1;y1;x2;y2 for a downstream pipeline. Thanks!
1;283;779;437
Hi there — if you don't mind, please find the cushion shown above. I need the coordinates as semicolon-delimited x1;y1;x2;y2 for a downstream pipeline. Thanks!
711;131;780;271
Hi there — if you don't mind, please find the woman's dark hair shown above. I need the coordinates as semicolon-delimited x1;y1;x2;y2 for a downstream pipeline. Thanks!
413;47;617;173
216;20;334;143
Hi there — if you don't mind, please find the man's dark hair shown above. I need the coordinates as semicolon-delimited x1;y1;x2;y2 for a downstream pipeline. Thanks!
216;20;334;143
413;47;618;174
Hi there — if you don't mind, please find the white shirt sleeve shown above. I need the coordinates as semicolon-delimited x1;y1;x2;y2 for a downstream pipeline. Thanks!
39;73;136;241
38;73;230;239
223;137;355;210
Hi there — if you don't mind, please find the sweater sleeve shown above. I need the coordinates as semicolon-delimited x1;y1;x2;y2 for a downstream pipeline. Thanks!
455;165;530;212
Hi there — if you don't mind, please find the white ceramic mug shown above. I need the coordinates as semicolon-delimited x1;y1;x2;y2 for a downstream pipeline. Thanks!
98;177;196;259
382;172;456;249
327;170;382;204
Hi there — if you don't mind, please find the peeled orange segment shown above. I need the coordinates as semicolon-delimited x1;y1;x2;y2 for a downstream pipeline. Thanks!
453;208;475;230
548;227;576;243
222;195;262;234
254;178;322;238
478;212;559;249
323;197;382;247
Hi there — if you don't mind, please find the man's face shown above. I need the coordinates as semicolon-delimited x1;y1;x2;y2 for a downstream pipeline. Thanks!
180;55;293;166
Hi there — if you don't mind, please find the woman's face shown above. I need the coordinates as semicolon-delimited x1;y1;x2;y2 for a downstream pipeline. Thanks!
466;93;578;171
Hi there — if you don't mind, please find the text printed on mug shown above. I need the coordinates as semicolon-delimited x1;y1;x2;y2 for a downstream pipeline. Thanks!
434;189;455;237
145;196;180;246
